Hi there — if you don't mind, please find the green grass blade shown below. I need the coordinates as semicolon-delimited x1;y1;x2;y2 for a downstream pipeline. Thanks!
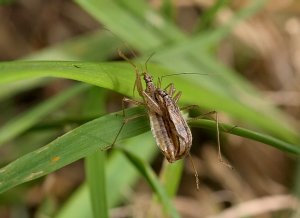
0;61;134;94
74;0;163;50
25;30;123;61
56;132;158;218
152;51;298;143
1;106;297;195
85;152;108;218
71;0;299;143
0;107;149;194
190;119;300;155
84;87;109;218
149;160;184;217
117;0;184;41
0;83;90;146
121;148;180;218
159;160;184;197
0;61;298;147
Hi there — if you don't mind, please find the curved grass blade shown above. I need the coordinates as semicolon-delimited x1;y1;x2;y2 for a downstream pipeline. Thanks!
0;61;135;95
1;106;297;195
72;0;299;144
190;120;300;155
0;61;299;147
0;107;148;194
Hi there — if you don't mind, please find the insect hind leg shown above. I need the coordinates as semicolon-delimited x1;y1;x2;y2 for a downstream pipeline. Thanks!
186;109;233;169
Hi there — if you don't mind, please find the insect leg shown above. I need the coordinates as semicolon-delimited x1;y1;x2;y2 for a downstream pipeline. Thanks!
173;91;182;103
118;49;136;68
187;110;233;169
102;113;147;151
142;91;163;116
102;97;145;151
187;153;200;191
144;52;155;73
163;83;176;96
180;104;200;111
134;69;144;98
183;106;236;133
118;50;144;98
122;97;144;116
215;112;233;169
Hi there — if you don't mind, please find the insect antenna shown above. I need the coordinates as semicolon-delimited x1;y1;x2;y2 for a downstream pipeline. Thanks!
158;72;209;89
118;49;136;67
104;28;140;97
144;52;156;73
187;153;200;191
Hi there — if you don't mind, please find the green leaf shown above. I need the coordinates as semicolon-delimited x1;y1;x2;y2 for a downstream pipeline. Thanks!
1;103;297;195
0;61;298;147
74;0;298;145
0;107;149;194
190;119;300;155
25;30;123;61
84;87;109;218
74;0;164;50
0;61;133;94
159;160;184;197
122;148;180;218
56;132;158;218
85;152;108;218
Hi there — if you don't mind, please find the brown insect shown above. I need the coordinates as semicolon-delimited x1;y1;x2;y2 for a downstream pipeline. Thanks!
107;51;173;154
155;86;232;168
104;51;200;188
108;51;231;190
154;87;192;163
114;51;194;164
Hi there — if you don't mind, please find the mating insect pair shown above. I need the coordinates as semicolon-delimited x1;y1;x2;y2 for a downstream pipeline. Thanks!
110;51;193;161
107;50;231;189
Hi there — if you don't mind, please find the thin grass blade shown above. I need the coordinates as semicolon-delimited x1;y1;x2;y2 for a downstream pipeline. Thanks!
121;148;180;218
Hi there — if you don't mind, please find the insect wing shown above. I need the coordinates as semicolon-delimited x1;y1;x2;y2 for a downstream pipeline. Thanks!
161;92;192;147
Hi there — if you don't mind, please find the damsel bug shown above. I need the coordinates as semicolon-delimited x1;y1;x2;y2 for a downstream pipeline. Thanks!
154;87;192;162
107;51;231;189
111;51;194;163
107;51;172;153
154;86;232;168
